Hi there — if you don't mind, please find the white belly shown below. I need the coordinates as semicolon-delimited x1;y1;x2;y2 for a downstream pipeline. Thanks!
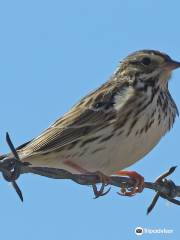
24;110;169;175
21;91;175;175
66;115;168;175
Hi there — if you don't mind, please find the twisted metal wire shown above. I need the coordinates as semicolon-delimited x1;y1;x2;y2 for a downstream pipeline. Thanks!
0;132;179;214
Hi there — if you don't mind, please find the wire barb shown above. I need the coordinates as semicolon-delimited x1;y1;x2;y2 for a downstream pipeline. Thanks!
6;132;20;161
2;133;24;201
147;166;180;214
0;135;180;213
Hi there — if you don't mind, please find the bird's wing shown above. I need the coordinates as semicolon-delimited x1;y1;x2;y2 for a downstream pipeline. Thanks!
20;80;127;155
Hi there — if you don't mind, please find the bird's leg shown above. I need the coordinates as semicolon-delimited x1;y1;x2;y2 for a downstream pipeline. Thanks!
114;170;144;196
91;171;111;199
64;160;111;198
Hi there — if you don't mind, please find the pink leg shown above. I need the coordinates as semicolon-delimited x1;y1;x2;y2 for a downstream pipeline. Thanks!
63;160;111;198
114;170;144;196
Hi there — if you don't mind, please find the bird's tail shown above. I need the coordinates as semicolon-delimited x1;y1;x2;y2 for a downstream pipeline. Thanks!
0;139;32;162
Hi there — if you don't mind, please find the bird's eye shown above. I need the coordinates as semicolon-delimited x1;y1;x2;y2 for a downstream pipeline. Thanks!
141;57;151;66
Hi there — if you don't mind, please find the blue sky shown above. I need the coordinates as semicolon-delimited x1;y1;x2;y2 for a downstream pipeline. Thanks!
0;0;180;239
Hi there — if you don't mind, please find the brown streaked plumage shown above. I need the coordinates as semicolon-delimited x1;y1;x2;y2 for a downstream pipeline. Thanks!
2;50;180;196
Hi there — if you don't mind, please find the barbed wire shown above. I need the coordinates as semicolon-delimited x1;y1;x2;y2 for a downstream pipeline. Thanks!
0;132;180;214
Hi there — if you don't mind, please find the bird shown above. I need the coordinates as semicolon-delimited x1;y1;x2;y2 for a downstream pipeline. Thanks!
1;50;180;197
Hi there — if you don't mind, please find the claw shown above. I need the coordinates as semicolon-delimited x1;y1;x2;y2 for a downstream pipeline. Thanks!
92;171;111;198
93;183;111;199
114;170;144;196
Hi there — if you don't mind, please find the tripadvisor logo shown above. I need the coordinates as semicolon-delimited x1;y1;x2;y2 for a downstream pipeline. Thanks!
135;227;143;236
134;226;173;235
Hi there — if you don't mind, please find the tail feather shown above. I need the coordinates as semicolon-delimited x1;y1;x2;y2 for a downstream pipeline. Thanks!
0;139;32;161
16;140;32;151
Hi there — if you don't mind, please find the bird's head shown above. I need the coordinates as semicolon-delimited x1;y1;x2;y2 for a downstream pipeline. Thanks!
118;50;180;89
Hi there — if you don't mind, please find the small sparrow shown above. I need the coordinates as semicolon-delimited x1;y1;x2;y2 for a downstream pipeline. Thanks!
2;50;180;197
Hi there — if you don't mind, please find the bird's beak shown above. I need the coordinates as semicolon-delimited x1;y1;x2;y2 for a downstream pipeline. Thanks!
163;60;180;71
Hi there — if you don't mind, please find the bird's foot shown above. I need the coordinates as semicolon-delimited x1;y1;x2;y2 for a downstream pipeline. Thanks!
63;160;111;198
114;170;144;196
92;171;111;198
